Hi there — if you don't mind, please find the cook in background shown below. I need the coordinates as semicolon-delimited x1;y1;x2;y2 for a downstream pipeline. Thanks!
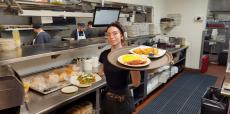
32;23;51;45
71;23;87;40
87;21;93;29
98;22;141;114
85;21;94;38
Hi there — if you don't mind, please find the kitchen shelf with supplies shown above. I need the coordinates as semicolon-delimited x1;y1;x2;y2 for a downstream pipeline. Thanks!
0;1;83;13
132;45;188;105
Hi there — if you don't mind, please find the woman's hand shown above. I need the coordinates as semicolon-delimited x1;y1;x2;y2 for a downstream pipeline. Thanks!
130;71;141;87
98;64;104;77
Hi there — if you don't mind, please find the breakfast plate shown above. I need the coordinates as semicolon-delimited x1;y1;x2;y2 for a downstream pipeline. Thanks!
70;73;102;87
61;86;78;94
117;54;151;67
129;45;166;58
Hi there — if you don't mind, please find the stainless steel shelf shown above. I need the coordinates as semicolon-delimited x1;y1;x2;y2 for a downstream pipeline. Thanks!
173;57;185;65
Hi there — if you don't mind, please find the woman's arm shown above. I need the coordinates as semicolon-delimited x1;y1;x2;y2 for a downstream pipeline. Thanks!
130;71;141;87
98;64;104;76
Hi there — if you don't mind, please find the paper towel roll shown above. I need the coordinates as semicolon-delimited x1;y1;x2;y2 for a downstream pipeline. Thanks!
211;29;218;40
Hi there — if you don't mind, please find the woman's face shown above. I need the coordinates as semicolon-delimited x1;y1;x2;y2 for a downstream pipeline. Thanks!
106;26;123;46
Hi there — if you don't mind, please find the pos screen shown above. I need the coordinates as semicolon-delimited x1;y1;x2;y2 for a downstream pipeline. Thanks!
93;7;120;27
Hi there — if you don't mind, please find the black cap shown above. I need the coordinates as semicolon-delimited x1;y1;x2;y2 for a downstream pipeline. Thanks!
32;23;43;29
77;23;85;27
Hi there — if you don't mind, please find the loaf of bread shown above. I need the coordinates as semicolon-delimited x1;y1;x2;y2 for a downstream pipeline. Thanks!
66;101;93;114
52;69;67;82
79;101;93;114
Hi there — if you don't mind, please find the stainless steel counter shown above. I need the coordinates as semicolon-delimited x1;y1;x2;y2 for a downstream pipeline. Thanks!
0;35;156;66
26;78;106;114
127;34;156;40
167;45;189;54
0;38;107;65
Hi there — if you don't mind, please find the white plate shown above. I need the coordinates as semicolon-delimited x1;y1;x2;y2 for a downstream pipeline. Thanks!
129;45;166;58
117;54;151;67
70;73;102;88
61;86;78;94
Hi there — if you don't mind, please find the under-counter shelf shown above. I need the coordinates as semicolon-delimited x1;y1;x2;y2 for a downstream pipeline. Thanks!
133;46;188;105
173;57;185;65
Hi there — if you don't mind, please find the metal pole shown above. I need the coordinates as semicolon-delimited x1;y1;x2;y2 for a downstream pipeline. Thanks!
95;88;100;114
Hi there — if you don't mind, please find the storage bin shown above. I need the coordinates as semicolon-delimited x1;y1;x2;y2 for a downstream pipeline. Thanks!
201;87;229;114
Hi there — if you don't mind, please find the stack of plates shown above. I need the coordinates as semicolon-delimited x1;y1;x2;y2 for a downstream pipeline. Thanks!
0;38;16;52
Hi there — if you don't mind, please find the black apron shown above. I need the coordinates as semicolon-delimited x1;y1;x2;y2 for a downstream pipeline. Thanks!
101;86;135;114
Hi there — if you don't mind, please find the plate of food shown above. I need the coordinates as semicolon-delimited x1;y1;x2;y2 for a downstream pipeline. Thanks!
70;73;102;87
118;54;151;67
129;45;166;58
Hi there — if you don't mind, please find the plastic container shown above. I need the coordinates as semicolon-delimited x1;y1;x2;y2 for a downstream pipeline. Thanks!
201;87;229;114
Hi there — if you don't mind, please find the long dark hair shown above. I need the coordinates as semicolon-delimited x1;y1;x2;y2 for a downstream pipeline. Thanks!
106;21;127;46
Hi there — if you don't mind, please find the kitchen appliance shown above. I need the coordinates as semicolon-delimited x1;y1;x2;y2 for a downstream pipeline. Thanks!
0;65;24;114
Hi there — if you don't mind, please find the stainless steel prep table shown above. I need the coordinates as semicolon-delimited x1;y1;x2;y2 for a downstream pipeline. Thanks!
25;79;106;114
0;38;108;114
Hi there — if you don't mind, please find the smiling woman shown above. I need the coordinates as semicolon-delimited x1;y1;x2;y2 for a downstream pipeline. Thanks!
105;22;127;48
98;22;140;114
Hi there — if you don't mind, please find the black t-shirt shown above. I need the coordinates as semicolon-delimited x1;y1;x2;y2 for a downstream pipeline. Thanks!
99;49;130;90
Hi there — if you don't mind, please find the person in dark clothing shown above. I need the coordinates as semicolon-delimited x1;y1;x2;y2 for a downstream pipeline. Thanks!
32;23;51;45
84;21;95;38
98;22;141;114
87;21;93;28
71;23;87;40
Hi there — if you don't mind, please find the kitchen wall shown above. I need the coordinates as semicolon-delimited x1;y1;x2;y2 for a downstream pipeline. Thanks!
152;0;166;34
153;0;209;69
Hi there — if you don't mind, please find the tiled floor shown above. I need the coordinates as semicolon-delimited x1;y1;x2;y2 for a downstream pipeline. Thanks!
134;64;226;114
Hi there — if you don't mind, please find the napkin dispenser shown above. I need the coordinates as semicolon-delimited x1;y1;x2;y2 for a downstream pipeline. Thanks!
0;66;24;112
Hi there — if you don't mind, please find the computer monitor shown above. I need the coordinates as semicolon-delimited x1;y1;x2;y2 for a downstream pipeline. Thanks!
93;7;120;27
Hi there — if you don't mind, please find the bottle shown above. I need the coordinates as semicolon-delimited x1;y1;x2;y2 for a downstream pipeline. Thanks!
12;30;21;47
